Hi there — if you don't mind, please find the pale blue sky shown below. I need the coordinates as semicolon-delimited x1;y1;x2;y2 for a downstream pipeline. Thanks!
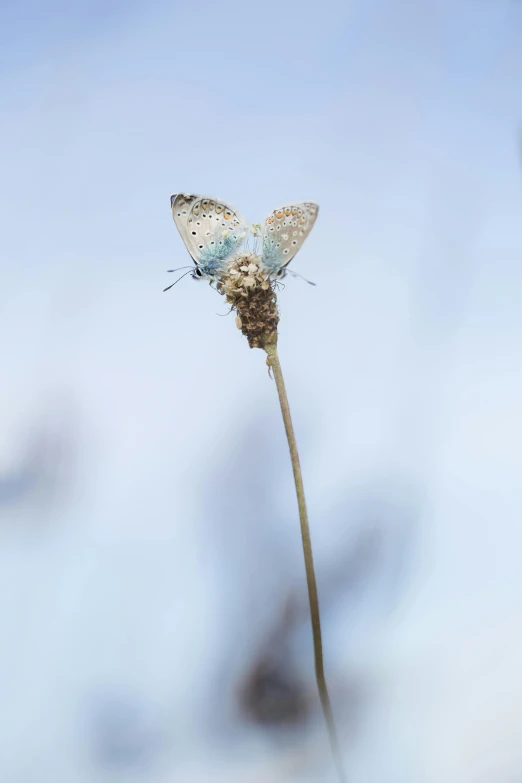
1;0;522;780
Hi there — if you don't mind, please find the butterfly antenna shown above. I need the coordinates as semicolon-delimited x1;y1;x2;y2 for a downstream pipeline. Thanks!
166;265;194;273
287;269;316;286
163;269;194;292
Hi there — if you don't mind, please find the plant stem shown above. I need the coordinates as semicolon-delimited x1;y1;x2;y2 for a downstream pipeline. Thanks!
263;339;347;783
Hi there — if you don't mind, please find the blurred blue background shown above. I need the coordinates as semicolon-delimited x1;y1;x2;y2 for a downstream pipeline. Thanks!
1;0;522;780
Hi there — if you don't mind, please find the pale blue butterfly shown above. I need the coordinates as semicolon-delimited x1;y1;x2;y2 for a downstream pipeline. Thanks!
167;194;248;288
167;194;319;289
260;202;319;280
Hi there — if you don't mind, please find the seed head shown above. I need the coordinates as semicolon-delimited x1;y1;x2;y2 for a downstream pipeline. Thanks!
217;253;279;349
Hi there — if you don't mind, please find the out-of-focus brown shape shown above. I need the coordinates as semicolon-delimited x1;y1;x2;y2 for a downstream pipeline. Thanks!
237;595;312;729
239;656;311;728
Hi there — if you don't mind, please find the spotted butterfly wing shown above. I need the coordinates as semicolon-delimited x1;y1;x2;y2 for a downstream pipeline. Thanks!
171;194;248;278
261;202;319;276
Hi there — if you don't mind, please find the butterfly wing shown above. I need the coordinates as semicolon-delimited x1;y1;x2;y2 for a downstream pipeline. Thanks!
261;202;319;276
171;193;248;276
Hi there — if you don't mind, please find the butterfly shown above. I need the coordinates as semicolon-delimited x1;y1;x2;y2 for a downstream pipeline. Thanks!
168;194;319;287
260;202;319;279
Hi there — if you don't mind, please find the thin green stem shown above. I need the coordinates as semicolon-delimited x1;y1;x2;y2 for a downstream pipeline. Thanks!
264;339;347;783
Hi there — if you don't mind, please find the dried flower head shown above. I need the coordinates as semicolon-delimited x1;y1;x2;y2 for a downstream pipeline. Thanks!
216;253;280;349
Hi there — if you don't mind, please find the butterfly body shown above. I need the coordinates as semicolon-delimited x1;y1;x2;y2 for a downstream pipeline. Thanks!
169;194;319;283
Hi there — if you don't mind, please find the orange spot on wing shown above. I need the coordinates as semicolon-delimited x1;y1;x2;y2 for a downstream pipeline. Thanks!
224;211;232;219
276;211;283;218
284;208;291;216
